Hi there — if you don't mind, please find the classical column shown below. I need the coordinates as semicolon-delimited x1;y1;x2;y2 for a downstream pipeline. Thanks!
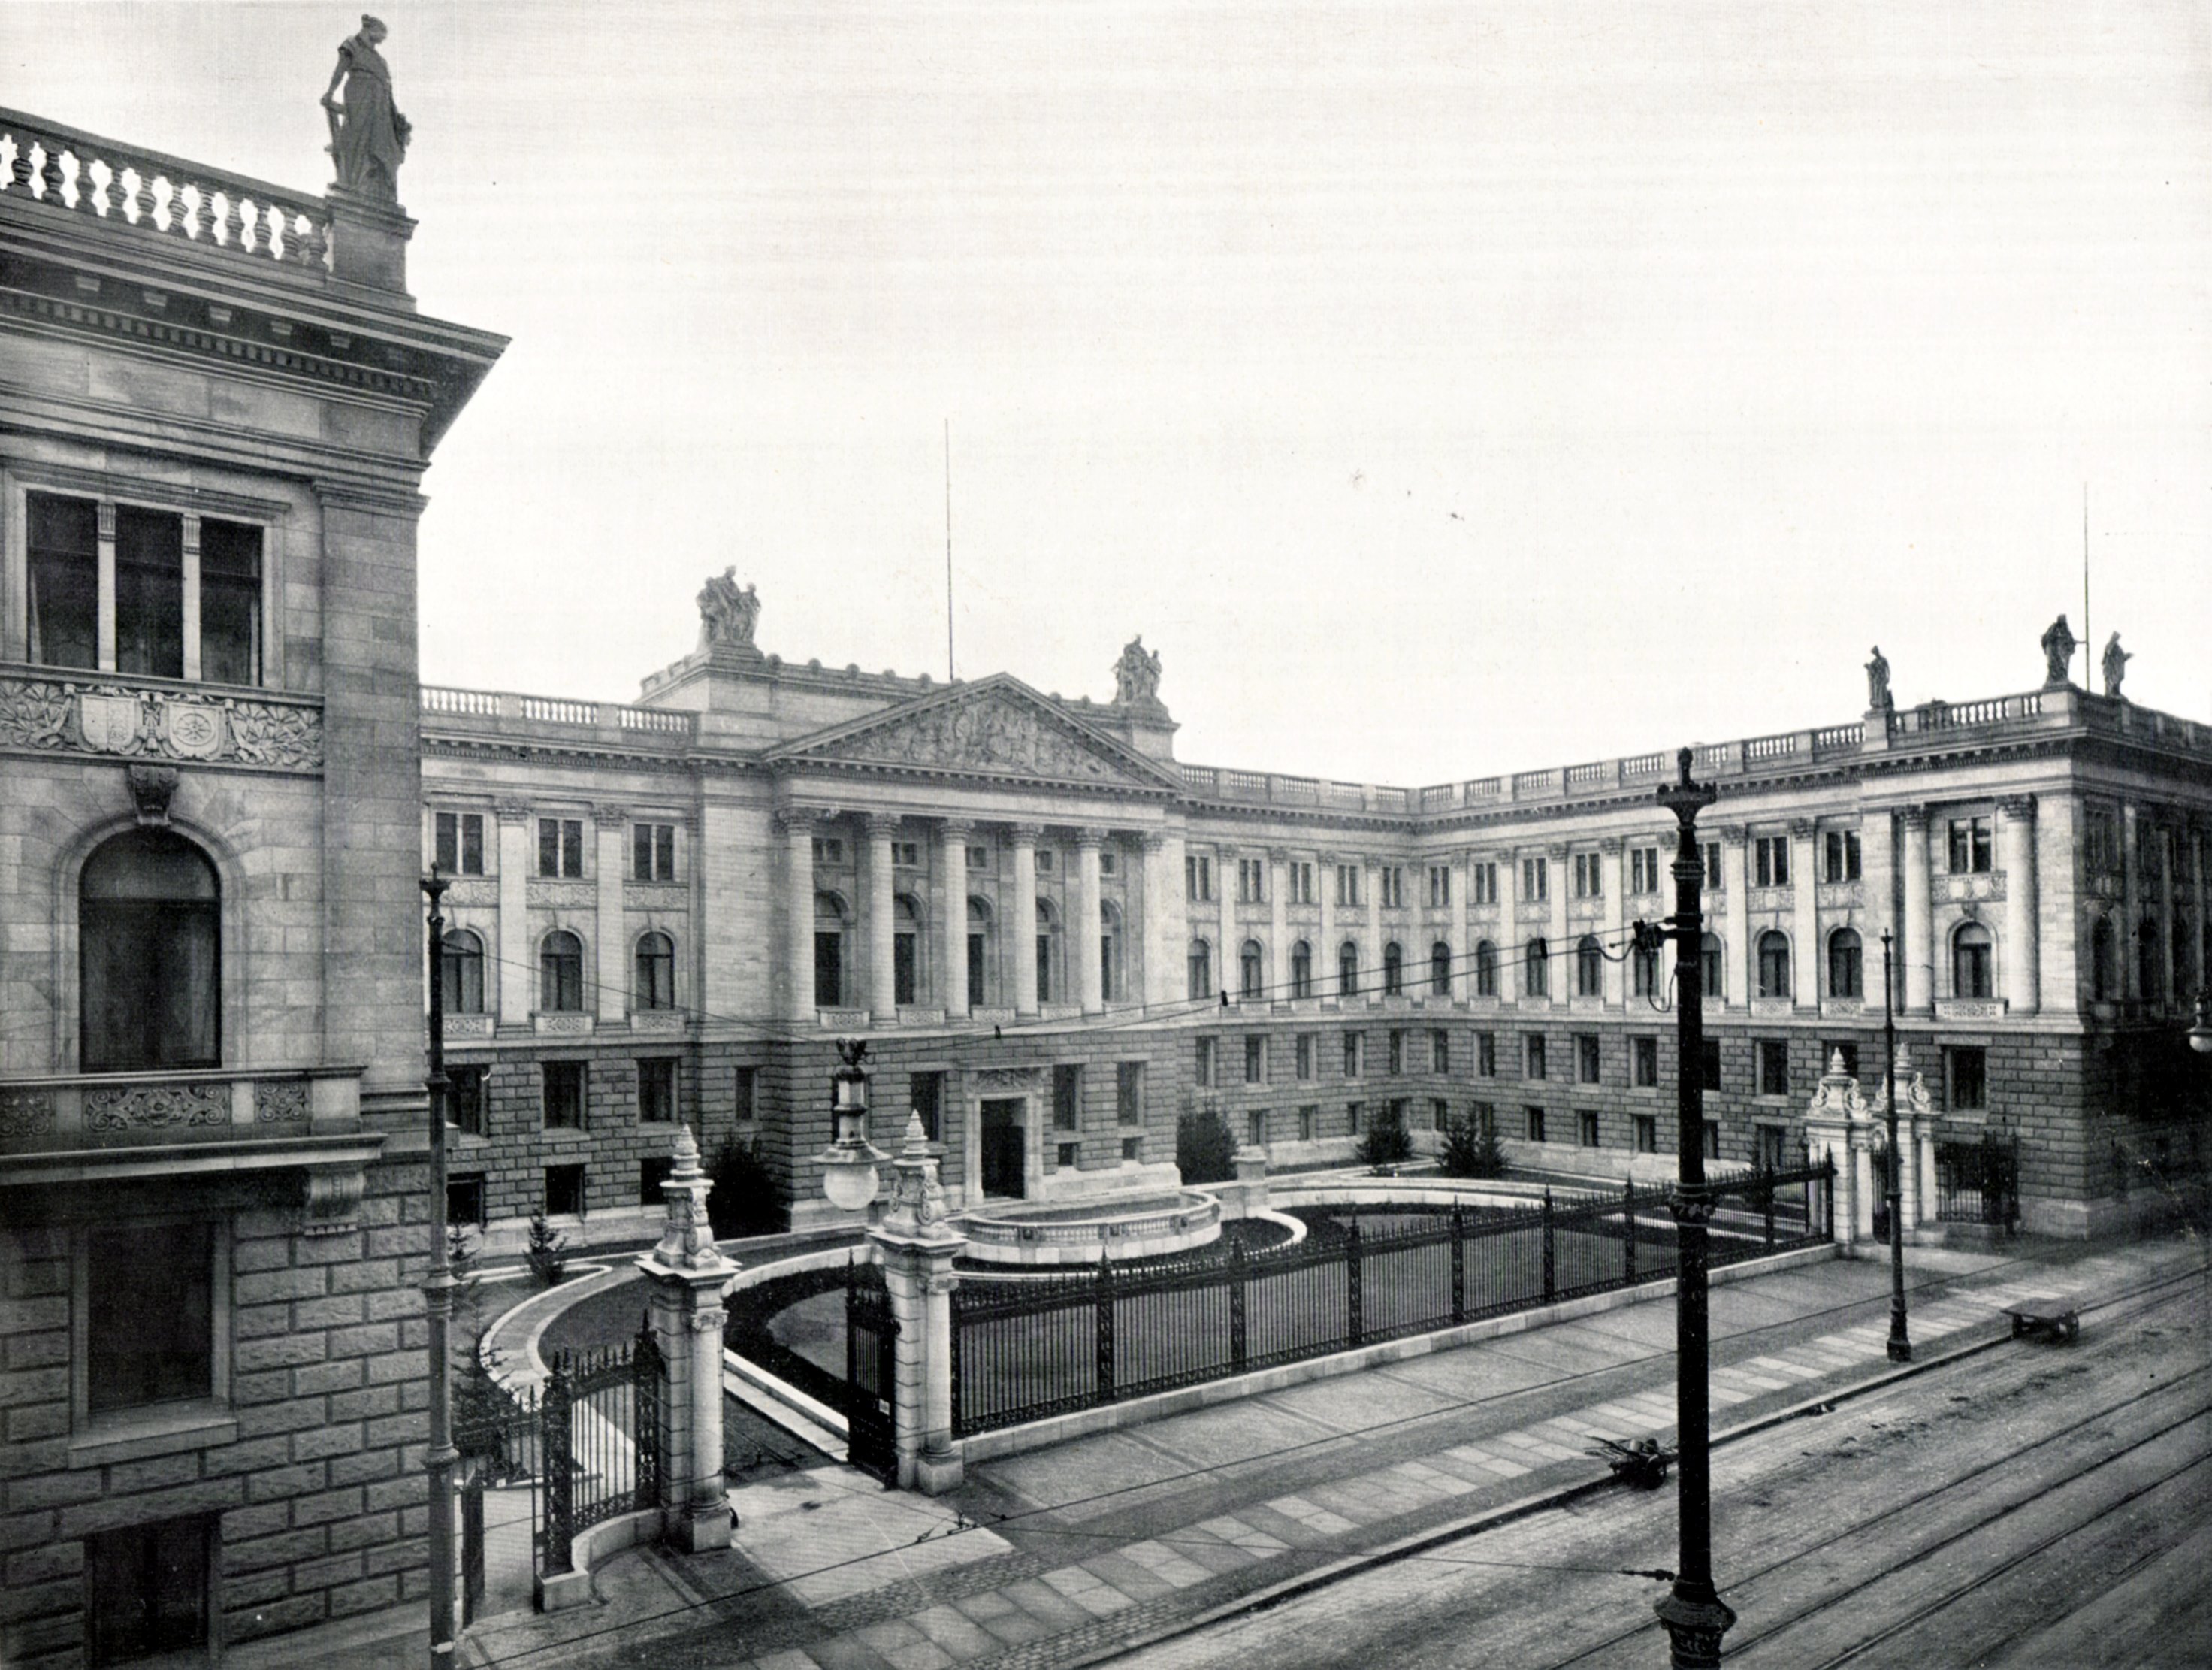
1076;830;1105;1015
1497;849;1518;1004
1009;823;1041;1016
1546;845;1569;1007
95;501;116;671
1316;850;1337;998
180;513;203;681
1899;808;1933;1015
594;806;628;1024
1219;846;1237;1000
1141;831;1176;1009
866;815;899;1023
1790;818;1818;1012
1364;858;1384;1003
869;1115;968;1494
1267;847;1290;1002
2155;818;2177;1009
2120;803;2141;1003
938;821;971;1019
1721;827;1749;1009
1601;838;1625;1008
1999;796;2040;1016
494;800;532;1026
2189;822;2208;1000
636;1126;736;1553
781;807;818;1023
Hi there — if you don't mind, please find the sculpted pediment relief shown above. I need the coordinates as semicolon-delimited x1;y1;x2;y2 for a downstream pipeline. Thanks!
776;679;1173;791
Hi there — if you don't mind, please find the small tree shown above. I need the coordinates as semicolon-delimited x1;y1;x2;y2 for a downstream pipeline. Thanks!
707;1136;790;1239
449;1224;485;1335
1177;1104;1237;1184
524;1211;569;1288
1440;1110;1507;1179
1357;1107;1414;1169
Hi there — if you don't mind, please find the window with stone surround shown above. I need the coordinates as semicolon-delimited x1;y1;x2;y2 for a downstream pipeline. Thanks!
1754;835;1790;888
1471;862;1498;906
545;1163;586;1216
1525;1032;1546;1080
1700;932;1724;1001
1428;865;1452;908
1431;941;1451;995
1237;858;1266;903
1945;1045;1988;1111
1388;1029;1404;1075
1053;1064;1082;1130
1431;1029;1449;1072
637;1058;677;1123
1291;940;1313;999
1346;1100;1363;1136
1188;938;1213;1001
1576;936;1603;997
1947;817;1993;875
1576;1033;1601;1084
1952;922;1993;1000
448;1175;487;1227
1522;857;1549;902
1630;846;1662;894
541;930;585;1012
1824;829;1862;883
539;818;584;879
446;1064;486;1136
1827;928;1863;1000
1195;1036;1217;1089
1296;1033;1316;1079
1757;1124;1787;1172
1337;864;1363;908
1382;942;1404;996
87;1513;216;1666
1475;940;1498;997
84;1219;217;1419
437;922;482;1012
542;1060;585;1130
1633;1036;1659;1088
1703;842;1723;891
1573;852;1603;899
1343;1030;1363;1078
911;1070;941;1140
817;894;849;1008
640;1155;675;1210
1248;1109;1268;1147
1186;853;1214;901
1117;1061;1144;1124
1757;930;1792;1000
80;828;220;1073
633;822;676;881
1288;861;1315;903
1635;1114;1657;1153
1241;939;1265;1000
1298;1105;1317;1141
1579;1109;1600;1147
1758;1039;1790;1097
633;930;675;1011
1379;866;1404;909
1525;938;1549;998
437;811;486;876
1244;1035;1265;1084
1525;1106;1546;1142
1338;939;1361;996
1703;1120;1721;1160
1477;1031;1497;1077
735;1064;759;1127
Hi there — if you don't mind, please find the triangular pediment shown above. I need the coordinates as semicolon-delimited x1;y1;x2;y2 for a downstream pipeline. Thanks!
768;676;1179;793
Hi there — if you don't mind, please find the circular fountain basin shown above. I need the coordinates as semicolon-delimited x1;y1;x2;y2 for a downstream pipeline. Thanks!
956;1189;1222;1267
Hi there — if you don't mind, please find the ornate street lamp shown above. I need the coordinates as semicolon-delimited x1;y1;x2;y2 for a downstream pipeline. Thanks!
817;1038;890;1212
1880;931;1911;1363
1653;749;1735;1669
2189;990;2212;1056
419;870;458;1670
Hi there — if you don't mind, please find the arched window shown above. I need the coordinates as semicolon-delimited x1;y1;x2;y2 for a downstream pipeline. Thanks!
1290;939;1313;1000
894;895;922;1006
1524;937;1549;998
1700;932;1724;1000
1632;942;1658;1000
1339;940;1361;996
1474;940;1498;999
440;927;485;1015
967;897;992;1009
1240;939;1265;1001
1382;942;1404;997
1101;901;1124;1002
1953;921;1993;1000
2091;917;2117;1002
1827;928;1863;1000
1431;941;1452;996
1576;934;1603;997
1757;930;1791;1000
633;930;675;1012
1035;899;1062;1004
541;929;585;1012
814;892;848;1008
80;828;219;1072
1188;938;1213;1001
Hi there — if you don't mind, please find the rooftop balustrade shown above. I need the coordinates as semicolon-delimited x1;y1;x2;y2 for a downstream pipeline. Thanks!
420;685;697;746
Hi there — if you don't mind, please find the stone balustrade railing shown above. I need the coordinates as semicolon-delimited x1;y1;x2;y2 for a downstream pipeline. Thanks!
419;685;697;744
1;108;331;273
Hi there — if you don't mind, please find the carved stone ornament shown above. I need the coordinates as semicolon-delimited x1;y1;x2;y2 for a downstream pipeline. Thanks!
255;1078;311;1124
128;764;180;827
812;691;1129;785
301;1164;367;1235
972;1066;1041;1091
323;16;409;201
873;1112;963;1246
647;1124;733;1273
0;673;321;770
86;1081;230;1131
1113;636;1163;707
162;703;228;759
697;568;762;652
0;1088;57;1137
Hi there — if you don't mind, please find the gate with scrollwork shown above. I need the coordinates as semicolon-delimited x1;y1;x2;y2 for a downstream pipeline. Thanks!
844;1264;900;1485
536;1323;665;1578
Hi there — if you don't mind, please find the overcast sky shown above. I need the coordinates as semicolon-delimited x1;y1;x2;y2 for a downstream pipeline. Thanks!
11;2;2209;786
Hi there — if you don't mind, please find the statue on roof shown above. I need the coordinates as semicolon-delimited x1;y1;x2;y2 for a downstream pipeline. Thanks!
1864;646;1891;713
2039;613;2077;687
697;569;760;650
322;15;410;201
2102;631;2130;698
1113;636;1162;706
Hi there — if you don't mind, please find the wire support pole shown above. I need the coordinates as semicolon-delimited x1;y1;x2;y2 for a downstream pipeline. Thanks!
1883;930;1913;1363
1654;748;1735;1668
422;870;459;1668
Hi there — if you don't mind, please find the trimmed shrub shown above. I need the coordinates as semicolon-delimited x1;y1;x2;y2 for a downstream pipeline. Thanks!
709;1136;790;1239
1177;1105;1237;1184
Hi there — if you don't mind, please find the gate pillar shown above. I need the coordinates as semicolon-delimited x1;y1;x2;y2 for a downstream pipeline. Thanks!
1803;1050;1869;1251
637;1125;739;1553
868;1113;969;1495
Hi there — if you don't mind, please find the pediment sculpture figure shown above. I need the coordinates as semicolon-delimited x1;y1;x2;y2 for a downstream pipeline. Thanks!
1864;646;1891;713
819;693;1113;782
697;568;761;650
2038;613;2076;687
1114;635;1162;706
323;15;410;201
2102;631;2130;698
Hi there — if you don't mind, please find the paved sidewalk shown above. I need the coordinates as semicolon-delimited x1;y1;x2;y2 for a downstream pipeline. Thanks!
262;1232;2198;1670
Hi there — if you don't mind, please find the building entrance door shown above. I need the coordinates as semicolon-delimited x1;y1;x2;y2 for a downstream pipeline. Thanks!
980;1098;1026;1199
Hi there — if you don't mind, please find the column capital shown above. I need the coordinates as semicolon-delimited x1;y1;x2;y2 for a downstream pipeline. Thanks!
1139;830;1169;855
1899;805;1932;832
1997;794;2038;821
1005;822;1043;846
863;812;904;840
593;803;628;830
1072;827;1105;851
937;817;975;842
493;799;533;824
775;805;824;834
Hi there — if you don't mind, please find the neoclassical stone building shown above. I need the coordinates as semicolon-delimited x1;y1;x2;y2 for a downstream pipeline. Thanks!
421;591;2211;1247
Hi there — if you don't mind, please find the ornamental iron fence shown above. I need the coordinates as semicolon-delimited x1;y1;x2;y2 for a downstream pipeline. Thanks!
538;1322;665;1577
1936;1135;2020;1229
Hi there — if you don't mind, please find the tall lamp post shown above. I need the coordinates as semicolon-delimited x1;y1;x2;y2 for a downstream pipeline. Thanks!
1880;931;1911;1363
420;871;458;1668
1654;749;1734;1668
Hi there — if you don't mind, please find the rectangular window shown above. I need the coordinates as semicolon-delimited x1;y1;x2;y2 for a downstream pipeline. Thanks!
895;840;920;867
1477;1032;1497;1077
1117;1061;1144;1124
1757;1125;1787;1172
967;843;990;870
1630;846;1661;894
1428;865;1452;908
114;504;185;679
199;516;264;685
1948;817;1993;875
1700;1039;1722;1091
1521;857;1549;902
1186;854;1214;900
1579;1109;1600;1148
1471;862;1499;906
1035;848;1055;873
1194;1036;1216;1089
1289;861;1316;904
545;1163;586;1217
436;812;486;876
1525;1033;1546;1080
1758;1039;1790;1097
811;835;847;866
1053;1063;1082;1130
1431;1029;1449;1072
87;1221;213;1416
1387;1030;1404;1076
1244;1035;1265;1084
1824;1041;1860;1082
910;1069;941;1140
1296;1033;1315;1079
1754;836;1790;888
447;1064;486;1136
1337;863;1362;907
1824;830;1863;884
1431;1097;1449;1131
1633;1036;1659;1088
1122;1136;1143;1163
87;1514;213;1665
1634;1114;1657;1154
1573;852;1603;898
1298;1104;1318;1141
539;818;584;879
1346;1100;1364;1136
1525;1105;1547;1143
734;1064;759;1125
543;1060;585;1129
1576;1033;1601;1084
27;491;99;669
1703;842;1723;891
1379;866;1404;909
2084;806;2117;872
1056;1142;1079;1169
640;1155;674;1209
1946;1046;1988;1111
448;1175;487;1227
634;822;677;881
638;1058;676;1123
1343;1031;1363;1078
1247;1109;1268;1148
1237;858;1266;903
1703;1120;1721;1160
